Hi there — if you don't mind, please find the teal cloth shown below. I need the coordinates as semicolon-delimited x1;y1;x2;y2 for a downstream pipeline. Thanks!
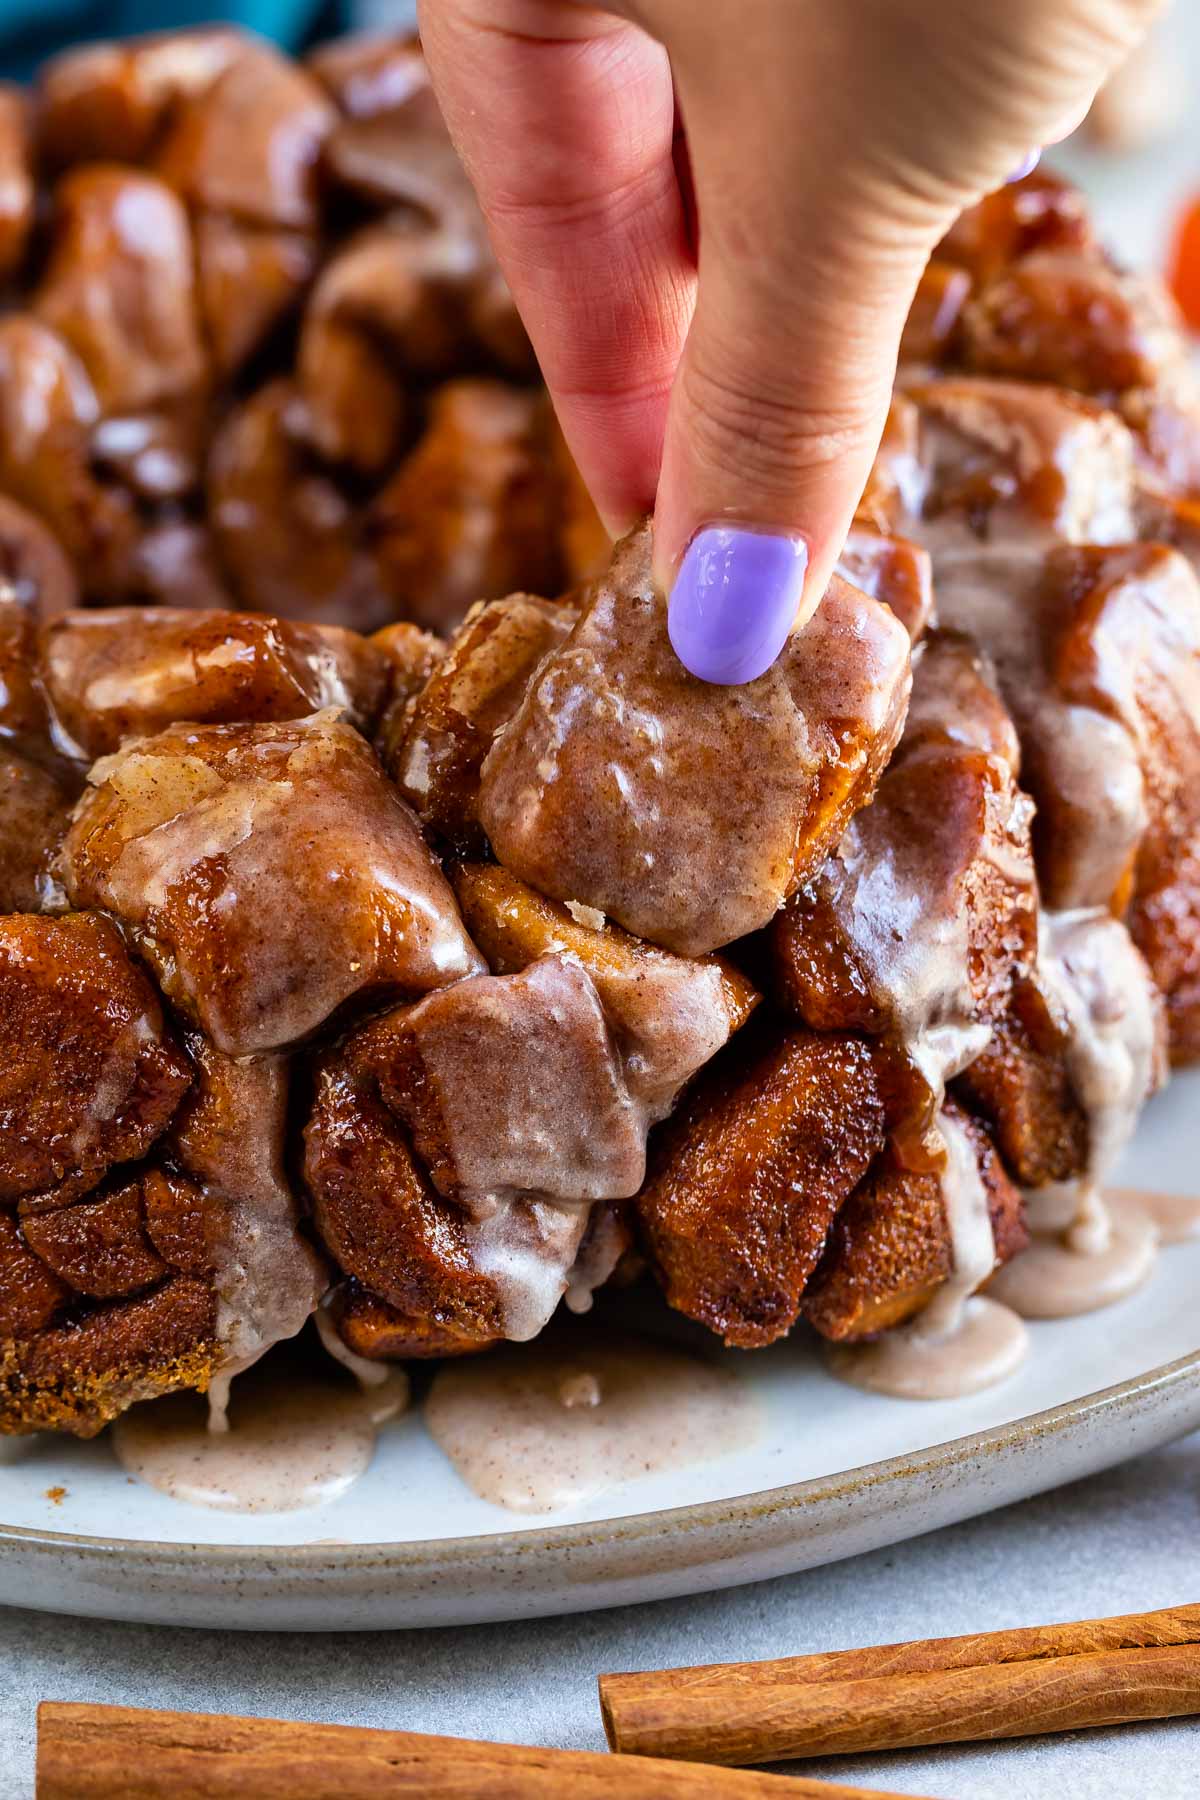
0;0;334;80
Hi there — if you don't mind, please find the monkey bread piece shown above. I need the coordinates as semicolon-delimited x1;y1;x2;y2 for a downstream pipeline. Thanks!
834;526;934;641
0;912;192;1212
369;381;567;635
957;247;1200;497
634;1026;887;1348
953;978;1090;1189
804;1105;1027;1343
0;86;33;284
193;211;318;383
155;39;335;233
932;166;1094;286
960;250;1186;402
370;619;446;777
0;315;138;597
35;27;247;168
389;592;572;854
1;1268;218;1438
168;1033;325;1373
771;631;1039;1163
0;493;79;751
305;1036;572;1353
33;165;208;419
479;523;912;958
20;1173;172;1300
207;379;392;632
0;750;73;912
452;862;759;1121
329;1279;496;1362
38;606;390;760
930;539;1200;962
899;261;972;369
61;708;484;1056
307;40;533;382
900;376;1138;553
355;957;648;1210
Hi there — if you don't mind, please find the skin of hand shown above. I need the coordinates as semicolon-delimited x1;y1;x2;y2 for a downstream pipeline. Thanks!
418;0;1164;682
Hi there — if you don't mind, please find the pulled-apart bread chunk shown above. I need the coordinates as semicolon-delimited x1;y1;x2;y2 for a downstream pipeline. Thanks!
1;1265;218;1437
62;709;484;1054
452;862;759;1119
635;1024;887;1347
805;1104;1027;1341
0;912;191;1211
39;607;389;759
389;592;572;853
305;1045;504;1357
772;631;1039;1163
953;976;1090;1189
923;533;1200;1052
480;523;912;957
0;915;324;1436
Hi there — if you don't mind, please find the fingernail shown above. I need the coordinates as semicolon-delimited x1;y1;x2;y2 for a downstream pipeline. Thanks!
667;526;808;685
1006;149;1041;184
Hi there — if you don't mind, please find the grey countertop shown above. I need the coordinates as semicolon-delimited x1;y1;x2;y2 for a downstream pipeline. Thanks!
5;1430;1200;1798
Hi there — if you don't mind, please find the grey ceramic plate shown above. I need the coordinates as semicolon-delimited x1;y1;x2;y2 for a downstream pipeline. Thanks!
1;1071;1198;1631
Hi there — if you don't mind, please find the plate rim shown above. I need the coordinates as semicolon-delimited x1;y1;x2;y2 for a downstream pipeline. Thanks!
5;1344;1198;1570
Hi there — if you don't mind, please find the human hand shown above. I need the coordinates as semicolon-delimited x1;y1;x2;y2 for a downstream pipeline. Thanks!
418;0;1162;680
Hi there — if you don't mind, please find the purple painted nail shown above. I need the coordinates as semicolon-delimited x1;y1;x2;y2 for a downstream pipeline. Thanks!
667;526;809;685
1006;148;1041;184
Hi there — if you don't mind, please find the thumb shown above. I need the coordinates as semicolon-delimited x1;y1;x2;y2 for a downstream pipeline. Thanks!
657;191;931;685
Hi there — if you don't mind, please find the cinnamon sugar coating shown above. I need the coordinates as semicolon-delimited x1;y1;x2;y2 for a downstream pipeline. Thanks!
480;522;912;957
635;1026;887;1348
62;709;483;1054
0;912;191;1210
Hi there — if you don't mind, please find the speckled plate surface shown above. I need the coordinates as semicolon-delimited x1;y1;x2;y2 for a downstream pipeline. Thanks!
1;1069;1197;1631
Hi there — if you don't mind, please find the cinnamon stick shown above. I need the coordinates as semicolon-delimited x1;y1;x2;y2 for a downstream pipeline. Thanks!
599;1602;1200;1767
35;1703;932;1800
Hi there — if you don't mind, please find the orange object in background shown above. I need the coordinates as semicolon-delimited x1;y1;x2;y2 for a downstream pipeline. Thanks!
1168;195;1200;331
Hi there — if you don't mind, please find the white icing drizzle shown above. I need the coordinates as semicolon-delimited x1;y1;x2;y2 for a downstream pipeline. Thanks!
988;910;1165;1320
922;1111;1001;1338
466;1197;588;1343
827;1110;1030;1401
315;1302;398;1392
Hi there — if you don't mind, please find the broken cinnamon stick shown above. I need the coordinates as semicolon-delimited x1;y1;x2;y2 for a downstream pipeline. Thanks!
35;1703;932;1800
599;1602;1200;1766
